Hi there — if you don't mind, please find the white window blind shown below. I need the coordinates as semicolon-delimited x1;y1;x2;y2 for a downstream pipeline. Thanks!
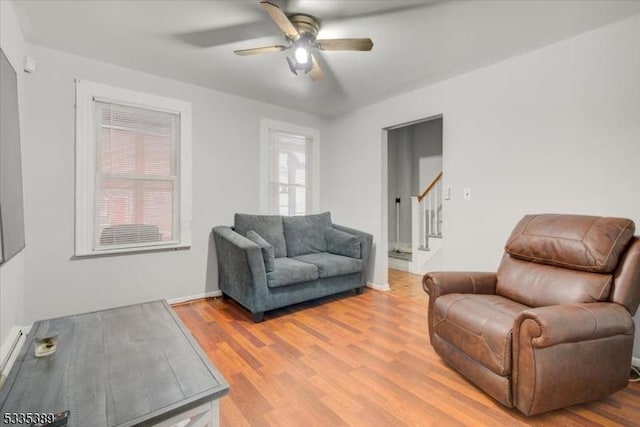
268;130;311;216
75;80;191;256
93;101;179;249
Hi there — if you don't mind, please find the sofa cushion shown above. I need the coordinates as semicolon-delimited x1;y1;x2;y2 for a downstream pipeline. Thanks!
267;257;319;288
433;294;530;376
235;213;287;258
505;214;635;273
325;227;361;259
293;253;363;279
246;230;275;272
283;212;332;257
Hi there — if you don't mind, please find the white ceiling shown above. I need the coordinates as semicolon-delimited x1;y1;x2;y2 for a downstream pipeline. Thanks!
12;0;640;117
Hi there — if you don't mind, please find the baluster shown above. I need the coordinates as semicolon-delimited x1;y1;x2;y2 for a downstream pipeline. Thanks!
419;198;424;248
427;192;432;236
434;183;439;236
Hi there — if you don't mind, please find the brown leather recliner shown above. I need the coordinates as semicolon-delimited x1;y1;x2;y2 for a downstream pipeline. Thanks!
423;214;640;416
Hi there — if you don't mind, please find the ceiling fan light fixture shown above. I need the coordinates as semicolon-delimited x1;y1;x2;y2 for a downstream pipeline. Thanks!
294;46;309;64
286;54;312;76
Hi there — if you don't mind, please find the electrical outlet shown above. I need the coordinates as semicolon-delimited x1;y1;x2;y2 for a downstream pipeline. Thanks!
463;188;471;200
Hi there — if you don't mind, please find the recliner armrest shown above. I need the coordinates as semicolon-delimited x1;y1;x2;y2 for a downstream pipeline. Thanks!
514;302;634;348
423;272;496;342
422;272;497;297
512;302;634;415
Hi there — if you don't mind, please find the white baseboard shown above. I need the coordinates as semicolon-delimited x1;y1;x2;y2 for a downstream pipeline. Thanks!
633;356;640;368
167;290;222;305
367;282;391;292
0;325;31;387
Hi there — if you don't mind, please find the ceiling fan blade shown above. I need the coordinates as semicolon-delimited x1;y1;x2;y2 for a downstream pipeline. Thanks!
316;38;374;52
176;21;276;48
309;53;324;81
260;1;299;40
234;45;287;56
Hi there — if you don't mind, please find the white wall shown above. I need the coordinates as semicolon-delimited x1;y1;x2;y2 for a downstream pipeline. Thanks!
0;0;27;345
322;16;640;355
414;119;443;192
418;156;442;194
20;44;326;324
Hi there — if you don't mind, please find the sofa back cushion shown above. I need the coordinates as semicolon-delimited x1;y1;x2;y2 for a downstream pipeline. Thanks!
283;212;332;257
235;213;287;258
325;227;361;259
496;214;634;307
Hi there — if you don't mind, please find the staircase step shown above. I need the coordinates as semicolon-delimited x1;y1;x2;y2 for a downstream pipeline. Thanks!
426;234;443;239
418;246;430;252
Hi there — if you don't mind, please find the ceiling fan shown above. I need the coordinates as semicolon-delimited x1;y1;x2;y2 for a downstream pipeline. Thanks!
234;1;374;81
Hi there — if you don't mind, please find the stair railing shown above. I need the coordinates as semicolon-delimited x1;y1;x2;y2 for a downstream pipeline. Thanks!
416;171;443;250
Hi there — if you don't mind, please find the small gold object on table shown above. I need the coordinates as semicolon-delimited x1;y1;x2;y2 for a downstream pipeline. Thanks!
34;334;58;357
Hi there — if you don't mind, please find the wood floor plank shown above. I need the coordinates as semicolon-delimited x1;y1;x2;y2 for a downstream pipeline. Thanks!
173;269;640;426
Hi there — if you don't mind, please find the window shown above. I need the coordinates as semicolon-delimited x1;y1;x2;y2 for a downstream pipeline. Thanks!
75;80;191;256
260;119;319;215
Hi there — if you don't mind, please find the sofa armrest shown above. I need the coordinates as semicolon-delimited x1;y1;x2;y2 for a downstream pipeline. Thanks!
212;226;268;311
514;302;634;348
512;302;634;415
422;272;497;298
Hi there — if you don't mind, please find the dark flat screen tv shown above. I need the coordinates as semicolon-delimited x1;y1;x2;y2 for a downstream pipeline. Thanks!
0;47;26;265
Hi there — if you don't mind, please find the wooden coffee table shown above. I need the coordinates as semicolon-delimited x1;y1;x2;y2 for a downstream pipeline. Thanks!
0;300;229;426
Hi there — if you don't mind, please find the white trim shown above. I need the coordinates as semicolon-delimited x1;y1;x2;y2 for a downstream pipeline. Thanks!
167;290;222;305
367;282;391;292
0;325;31;387
74;242;191;257
380;128;390;287
633;356;640;368
74;79;192;257
259;118;320;214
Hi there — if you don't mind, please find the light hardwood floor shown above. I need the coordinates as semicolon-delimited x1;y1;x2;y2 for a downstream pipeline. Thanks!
174;269;640;426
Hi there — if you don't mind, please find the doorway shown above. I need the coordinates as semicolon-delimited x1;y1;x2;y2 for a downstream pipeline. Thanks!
386;116;443;272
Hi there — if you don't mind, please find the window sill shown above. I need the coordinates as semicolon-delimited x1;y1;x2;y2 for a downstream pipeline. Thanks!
73;243;191;259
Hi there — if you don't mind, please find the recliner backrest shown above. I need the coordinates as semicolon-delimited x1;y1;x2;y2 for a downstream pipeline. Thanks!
496;214;636;309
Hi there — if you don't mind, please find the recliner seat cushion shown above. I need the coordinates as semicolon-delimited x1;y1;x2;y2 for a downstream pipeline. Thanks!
293;252;363;278
433;294;530;376
235;213;287;258
505;214;635;273
267;258;319;288
283;212;332;257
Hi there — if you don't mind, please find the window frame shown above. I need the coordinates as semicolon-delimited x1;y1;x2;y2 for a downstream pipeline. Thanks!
259;119;320;215
74;80;192;257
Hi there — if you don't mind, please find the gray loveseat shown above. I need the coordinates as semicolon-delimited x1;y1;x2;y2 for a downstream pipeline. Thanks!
213;212;373;322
